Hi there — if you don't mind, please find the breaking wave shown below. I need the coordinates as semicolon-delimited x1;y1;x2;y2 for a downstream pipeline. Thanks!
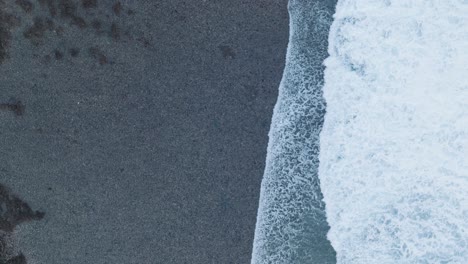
319;1;468;263
252;0;337;263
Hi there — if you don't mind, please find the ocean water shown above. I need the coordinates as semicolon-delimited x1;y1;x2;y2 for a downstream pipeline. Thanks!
319;1;468;263
252;1;337;263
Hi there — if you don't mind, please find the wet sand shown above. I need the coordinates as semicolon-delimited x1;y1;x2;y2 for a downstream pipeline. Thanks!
0;0;288;263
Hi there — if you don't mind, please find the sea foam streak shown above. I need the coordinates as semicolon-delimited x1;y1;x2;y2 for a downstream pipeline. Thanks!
252;1;336;263
319;1;468;263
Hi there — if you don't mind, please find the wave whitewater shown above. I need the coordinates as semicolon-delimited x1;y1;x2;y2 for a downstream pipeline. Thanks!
319;1;468;263
252;0;337;263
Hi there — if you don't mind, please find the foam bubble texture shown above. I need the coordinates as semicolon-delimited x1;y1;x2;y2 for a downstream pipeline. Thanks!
252;1;337;263
319;1;468;263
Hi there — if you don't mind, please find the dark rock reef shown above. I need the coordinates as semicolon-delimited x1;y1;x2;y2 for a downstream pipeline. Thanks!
0;99;25;116
0;184;44;264
0;0;149;66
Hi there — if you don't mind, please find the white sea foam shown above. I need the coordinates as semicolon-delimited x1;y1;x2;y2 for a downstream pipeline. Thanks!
252;1;336;263
319;1;468;263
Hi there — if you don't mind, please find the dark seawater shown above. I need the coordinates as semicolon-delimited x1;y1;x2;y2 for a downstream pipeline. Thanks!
252;0;337;263
0;0;290;263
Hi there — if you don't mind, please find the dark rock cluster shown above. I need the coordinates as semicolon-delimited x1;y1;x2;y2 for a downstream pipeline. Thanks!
0;184;44;264
0;0;150;66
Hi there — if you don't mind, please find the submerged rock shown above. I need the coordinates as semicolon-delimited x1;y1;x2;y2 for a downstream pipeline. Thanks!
0;184;44;264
